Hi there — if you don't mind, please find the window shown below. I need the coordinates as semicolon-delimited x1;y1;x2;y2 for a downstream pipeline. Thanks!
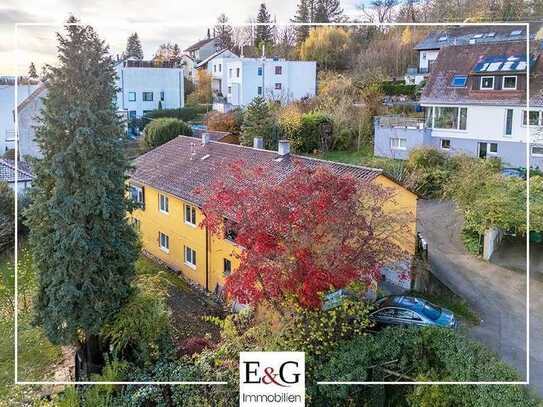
236;68;240;78
486;32;496;37
275;66;282;74
229;68;232;78
143;91;153;101
424;107;433;128
159;232;169;252
532;146;543;156
184;246;196;268
160;91;165;101
184;204;197;226
434;107;458;129
480;76;494;90
213;64;217;72
459;107;467;130
441;139;451;150
224;219;238;241
274;83;282;90
223;258;232;276
505;109;513;136
130;184;144;207
129;110;137;120
228;86;231;95
159;194;169;213
390;137;407;150
503;76;517;90
451;75;467;87
219;63;222;72
128;92;136;101
257;67;263;76
524;110;542;126
489;143;498;154
257;86;262;95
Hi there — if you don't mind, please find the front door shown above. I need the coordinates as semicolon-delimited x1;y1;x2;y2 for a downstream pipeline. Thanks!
478;142;487;159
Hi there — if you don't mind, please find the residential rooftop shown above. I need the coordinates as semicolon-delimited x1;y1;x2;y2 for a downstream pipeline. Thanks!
130;136;383;206
0;159;33;183
414;25;531;51
421;40;543;107
184;37;216;52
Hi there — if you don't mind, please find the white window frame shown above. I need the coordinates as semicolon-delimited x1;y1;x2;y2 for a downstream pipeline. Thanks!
522;110;542;127
430;106;468;131
159;232;169;253
488;142;499;155
130;185;144;205
184;203;197;227
532;146;543;157
480;76;494;90
390;137;407;150
159;194;169;214
502;75;517;90
441;139;451;150
128;92;136;102
184;246;196;269
504;109;514;136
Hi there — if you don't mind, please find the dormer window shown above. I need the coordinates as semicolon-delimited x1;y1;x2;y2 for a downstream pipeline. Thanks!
502;76;517;90
481;76;494;90
451;75;467;87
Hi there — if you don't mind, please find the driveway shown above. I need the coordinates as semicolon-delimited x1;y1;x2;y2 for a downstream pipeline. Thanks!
417;200;543;396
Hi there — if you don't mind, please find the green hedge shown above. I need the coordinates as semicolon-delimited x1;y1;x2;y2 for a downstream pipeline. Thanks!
289;112;332;154
141;118;192;152
381;82;417;96
144;105;209;123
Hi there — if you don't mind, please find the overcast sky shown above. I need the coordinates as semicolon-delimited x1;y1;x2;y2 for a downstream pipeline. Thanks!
0;0;364;76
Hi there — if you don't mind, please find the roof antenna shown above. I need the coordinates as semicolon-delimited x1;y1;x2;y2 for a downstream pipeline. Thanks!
190;142;196;160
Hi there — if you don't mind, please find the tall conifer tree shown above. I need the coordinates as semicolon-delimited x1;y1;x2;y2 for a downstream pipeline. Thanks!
124;32;144;60
255;3;273;49
26;16;139;376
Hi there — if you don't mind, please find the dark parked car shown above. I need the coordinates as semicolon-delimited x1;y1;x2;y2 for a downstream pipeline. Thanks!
370;295;457;329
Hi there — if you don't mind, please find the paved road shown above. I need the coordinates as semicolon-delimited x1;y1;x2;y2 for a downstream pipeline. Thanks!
417;200;543;396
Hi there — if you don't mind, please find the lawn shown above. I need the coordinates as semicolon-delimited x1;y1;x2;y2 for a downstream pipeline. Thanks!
314;147;403;174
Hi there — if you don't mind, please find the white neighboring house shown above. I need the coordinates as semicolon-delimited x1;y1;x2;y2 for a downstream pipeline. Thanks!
405;26;529;85
211;57;317;112
0;80;39;154
17;84;47;159
0;159;32;194
115;59;184;121
180;54;196;82
183;36;218;63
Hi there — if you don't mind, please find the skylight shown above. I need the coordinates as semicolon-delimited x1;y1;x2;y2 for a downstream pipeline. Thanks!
438;36;447;42
473;34;483;39
486;32;496;37
451;75;467;87
510;30;522;36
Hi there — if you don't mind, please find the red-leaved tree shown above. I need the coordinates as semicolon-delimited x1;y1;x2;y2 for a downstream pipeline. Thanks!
198;160;412;310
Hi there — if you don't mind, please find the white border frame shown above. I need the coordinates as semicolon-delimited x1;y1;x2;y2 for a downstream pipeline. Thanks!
13;21;530;387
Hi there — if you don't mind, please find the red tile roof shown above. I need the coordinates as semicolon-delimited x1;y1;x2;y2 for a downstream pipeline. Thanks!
421;41;543;107
130;136;382;206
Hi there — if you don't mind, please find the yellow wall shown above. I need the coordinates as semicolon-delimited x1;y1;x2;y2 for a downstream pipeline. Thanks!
131;175;417;293
130;184;240;293
373;174;418;254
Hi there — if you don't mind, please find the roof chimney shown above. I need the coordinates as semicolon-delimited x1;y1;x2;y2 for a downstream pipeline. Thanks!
207;28;211;39
202;132;210;145
253;137;263;149
278;139;290;156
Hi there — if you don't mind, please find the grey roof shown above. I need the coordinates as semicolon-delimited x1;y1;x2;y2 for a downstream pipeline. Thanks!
130;136;382;206
194;49;238;69
415;26;530;51
0;159;33;183
184;37;216;52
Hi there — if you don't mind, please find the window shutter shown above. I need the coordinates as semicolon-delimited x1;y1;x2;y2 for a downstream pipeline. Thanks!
141;186;145;210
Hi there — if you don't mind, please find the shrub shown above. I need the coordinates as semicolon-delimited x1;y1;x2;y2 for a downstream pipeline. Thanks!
286;111;332;154
144;105;208;123
204;110;242;134
178;336;214;357
141;118;192;152
461;227;481;255
381;82;417;96
405;147;452;198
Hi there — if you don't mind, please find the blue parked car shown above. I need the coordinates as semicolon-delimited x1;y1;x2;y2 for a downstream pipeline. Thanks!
370;296;457;329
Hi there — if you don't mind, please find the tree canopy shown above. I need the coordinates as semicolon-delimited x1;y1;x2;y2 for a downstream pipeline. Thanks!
124;32;144;60
25;17;140;346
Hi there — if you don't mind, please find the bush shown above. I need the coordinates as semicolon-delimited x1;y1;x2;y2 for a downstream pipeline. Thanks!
381;82;417;96
287;111;332;154
204;110;242;134
461;227;481;255
141;118;192;152
405;147;452;198
144;105;208;123
316;327;539;406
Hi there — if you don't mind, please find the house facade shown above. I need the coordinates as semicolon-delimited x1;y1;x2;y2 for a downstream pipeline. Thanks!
129;135;418;296
0;80;39;154
183;36;218;63
405;26;528;85
115;59;184;120
210;57;317;112
377;40;543;170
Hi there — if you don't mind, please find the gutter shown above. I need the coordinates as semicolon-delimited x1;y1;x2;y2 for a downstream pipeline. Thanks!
205;225;209;291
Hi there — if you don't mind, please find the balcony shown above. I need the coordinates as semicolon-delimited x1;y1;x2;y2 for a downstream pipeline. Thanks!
375;115;425;129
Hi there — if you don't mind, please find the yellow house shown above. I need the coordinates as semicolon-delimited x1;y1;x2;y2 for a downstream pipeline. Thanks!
129;135;418;295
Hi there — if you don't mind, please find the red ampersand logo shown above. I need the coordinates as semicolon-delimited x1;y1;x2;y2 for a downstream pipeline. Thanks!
261;367;288;387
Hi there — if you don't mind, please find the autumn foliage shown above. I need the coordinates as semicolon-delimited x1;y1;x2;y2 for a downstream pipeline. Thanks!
199;161;410;309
